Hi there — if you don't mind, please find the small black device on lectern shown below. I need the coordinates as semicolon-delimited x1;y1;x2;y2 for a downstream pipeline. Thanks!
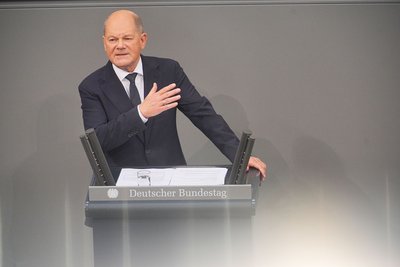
79;128;116;186
227;131;255;184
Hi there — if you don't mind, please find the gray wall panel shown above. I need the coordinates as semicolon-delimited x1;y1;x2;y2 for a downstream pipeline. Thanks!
0;3;399;267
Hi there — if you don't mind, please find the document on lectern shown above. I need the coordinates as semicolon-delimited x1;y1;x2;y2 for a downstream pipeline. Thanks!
116;167;227;187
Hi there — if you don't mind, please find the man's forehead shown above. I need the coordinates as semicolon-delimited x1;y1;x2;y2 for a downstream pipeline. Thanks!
104;30;136;37
104;22;138;36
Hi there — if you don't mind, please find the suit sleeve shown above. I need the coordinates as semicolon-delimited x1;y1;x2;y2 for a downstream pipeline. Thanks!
173;62;240;162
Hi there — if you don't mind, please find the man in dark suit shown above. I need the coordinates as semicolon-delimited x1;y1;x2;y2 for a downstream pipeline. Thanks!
79;10;267;178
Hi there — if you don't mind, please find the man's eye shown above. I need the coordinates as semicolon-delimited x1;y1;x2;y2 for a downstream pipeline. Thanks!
108;38;117;43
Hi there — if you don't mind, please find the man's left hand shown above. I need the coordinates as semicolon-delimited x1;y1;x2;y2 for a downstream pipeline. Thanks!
247;156;267;181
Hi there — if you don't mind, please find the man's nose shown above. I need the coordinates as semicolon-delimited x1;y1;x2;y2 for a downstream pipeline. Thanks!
116;39;125;48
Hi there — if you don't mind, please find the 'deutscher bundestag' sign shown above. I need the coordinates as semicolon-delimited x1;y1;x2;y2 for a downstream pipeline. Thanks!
88;185;252;201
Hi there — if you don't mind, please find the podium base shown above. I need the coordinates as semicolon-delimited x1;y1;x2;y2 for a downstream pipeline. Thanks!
92;217;253;267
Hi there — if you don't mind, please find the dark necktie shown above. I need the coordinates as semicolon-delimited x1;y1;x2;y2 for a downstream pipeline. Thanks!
125;73;141;106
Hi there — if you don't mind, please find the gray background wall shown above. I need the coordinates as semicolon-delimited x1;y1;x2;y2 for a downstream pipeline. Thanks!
1;1;399;267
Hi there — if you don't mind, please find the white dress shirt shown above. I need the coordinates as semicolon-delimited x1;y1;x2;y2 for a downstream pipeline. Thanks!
112;57;148;122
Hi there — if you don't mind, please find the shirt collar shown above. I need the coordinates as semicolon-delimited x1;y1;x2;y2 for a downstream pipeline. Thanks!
112;56;143;82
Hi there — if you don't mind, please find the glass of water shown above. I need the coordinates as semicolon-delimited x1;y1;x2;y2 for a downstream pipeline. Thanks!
137;170;151;186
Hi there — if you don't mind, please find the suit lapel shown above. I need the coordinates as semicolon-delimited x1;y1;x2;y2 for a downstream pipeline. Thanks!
143;56;159;100
142;56;160;145
100;62;132;114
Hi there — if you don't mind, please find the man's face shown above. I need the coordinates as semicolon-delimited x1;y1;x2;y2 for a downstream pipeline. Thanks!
103;13;147;72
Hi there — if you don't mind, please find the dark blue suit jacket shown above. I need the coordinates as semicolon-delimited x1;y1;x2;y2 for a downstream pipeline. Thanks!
79;55;239;167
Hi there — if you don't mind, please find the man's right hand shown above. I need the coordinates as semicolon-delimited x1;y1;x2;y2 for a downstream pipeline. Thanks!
139;83;181;118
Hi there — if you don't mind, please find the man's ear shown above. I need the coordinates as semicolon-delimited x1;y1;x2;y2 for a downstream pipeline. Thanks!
140;32;148;50
102;35;106;51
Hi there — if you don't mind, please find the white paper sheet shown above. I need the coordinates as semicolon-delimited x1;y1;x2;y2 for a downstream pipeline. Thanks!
168;167;227;186
116;167;227;187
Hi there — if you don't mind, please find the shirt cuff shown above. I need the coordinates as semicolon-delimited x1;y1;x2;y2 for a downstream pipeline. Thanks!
137;105;148;123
